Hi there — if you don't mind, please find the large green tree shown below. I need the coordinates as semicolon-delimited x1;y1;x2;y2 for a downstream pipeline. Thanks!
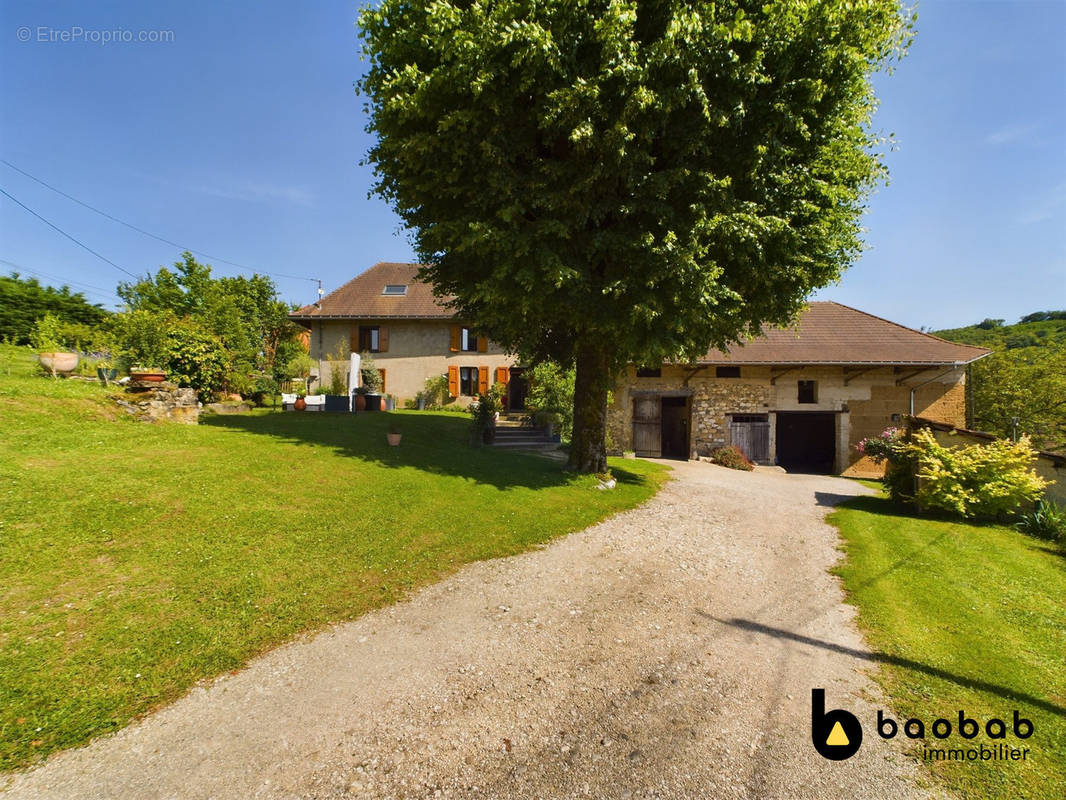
359;0;911;471
118;252;302;386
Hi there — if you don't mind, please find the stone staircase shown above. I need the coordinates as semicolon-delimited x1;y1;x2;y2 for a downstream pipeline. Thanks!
491;415;559;451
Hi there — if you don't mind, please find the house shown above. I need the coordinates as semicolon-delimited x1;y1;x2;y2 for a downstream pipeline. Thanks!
293;264;991;477
607;303;991;476
290;262;521;407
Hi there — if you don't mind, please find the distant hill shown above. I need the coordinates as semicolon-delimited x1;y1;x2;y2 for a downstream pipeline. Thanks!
933;312;1066;350
933;311;1065;453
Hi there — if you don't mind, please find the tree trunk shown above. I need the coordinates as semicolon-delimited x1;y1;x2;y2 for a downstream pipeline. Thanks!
568;340;611;473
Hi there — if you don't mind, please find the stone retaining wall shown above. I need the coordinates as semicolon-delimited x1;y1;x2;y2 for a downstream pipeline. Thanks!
112;382;200;424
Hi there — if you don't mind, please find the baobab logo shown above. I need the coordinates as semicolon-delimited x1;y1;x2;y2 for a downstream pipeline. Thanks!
811;689;1036;763
811;689;863;760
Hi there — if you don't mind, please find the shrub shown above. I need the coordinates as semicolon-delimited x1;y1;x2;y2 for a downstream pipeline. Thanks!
163;322;229;398
1015;500;1066;543
420;373;450;407
28;313;66;352
710;445;754;471
469;382;505;445
904;428;1048;519
359;351;381;393
525;360;575;439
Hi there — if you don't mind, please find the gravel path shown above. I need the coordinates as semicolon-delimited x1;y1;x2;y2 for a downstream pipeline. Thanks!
2;461;939;800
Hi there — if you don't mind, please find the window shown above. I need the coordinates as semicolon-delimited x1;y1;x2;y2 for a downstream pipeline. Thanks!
355;326;389;353
636;367;661;378
798;380;817;404
382;284;407;296
716;366;741;378
450;325;486;353
459;367;479;396
460;327;478;352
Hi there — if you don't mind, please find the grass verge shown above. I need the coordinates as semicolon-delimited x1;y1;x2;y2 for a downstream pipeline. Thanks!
829;493;1066;800
0;346;667;771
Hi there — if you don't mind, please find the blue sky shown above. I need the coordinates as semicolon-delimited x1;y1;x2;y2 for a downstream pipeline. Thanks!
1;1;1063;330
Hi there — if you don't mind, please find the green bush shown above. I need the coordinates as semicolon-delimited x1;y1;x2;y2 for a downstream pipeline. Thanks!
421;373;450;407
904;428;1048;519
163;323;229;398
525;361;575;439
710;445;754;471
28;313;66;352
1015;500;1066;544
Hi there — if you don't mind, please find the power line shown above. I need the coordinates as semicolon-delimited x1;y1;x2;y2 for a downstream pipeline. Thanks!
0;187;141;280
1;158;319;284
0;257;121;303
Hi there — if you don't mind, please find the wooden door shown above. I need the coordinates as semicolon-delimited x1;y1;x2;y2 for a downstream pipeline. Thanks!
730;414;769;463
633;396;661;457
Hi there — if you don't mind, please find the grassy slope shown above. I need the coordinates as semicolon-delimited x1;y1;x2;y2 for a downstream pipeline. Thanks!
0;346;667;771
933;316;1066;350
829;495;1066;800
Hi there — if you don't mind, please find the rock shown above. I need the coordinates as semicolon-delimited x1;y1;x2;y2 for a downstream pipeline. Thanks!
111;385;200;424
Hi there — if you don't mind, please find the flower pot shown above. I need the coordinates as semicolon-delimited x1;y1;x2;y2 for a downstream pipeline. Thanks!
354;393;367;412
38;352;79;375
96;366;118;384
365;393;381;412
130;370;166;383
324;394;350;412
294;396;307;411
387;433;402;446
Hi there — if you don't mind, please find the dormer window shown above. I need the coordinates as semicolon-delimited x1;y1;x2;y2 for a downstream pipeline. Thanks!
382;284;407;296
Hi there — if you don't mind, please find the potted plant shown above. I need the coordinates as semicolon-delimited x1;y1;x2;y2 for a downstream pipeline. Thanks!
387;423;402;446
322;341;351;412
324;360;351;412
31;314;78;377
360;352;383;411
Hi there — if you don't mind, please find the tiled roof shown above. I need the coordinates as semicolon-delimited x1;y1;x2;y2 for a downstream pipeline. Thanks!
700;302;991;365
292;263;452;319
293;267;991;366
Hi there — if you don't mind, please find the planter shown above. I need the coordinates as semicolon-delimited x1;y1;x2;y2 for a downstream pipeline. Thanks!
130;370;166;383
96;366;118;385
294;396;307;411
365;393;382;412
354;393;367;412
387;432;402;446
38;352;79;375
324;394;350;413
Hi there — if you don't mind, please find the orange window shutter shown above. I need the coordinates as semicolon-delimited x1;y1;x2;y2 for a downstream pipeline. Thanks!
378;326;389;352
349;327;359;353
377;369;386;392
477;335;488;353
447;365;459;397
495;366;509;386
478;366;490;395
449;325;460;352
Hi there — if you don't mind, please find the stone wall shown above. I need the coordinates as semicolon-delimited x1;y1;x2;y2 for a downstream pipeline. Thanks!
113;382;199;424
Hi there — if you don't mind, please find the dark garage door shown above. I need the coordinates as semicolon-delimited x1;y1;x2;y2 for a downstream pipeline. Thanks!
776;412;836;474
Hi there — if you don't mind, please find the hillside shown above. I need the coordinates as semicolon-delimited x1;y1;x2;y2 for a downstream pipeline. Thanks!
933;312;1065;452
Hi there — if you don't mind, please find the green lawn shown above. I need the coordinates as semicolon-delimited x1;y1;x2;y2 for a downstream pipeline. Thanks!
0;346;667;771
829;494;1066;800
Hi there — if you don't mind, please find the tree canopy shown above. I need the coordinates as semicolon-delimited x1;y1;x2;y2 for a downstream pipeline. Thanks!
0;272;108;345
359;0;912;470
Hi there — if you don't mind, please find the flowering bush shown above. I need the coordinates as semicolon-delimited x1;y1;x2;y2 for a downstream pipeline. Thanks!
855;427;903;463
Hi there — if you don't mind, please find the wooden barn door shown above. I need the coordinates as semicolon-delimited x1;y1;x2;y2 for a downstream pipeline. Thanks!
730;414;770;463
633;396;662;457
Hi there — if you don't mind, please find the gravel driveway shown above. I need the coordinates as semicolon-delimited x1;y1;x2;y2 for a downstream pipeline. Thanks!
2;461;938;800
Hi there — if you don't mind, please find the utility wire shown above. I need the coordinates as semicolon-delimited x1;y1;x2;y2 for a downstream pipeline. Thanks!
0;257;121;303
1;158;319;284
0;187;141;279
